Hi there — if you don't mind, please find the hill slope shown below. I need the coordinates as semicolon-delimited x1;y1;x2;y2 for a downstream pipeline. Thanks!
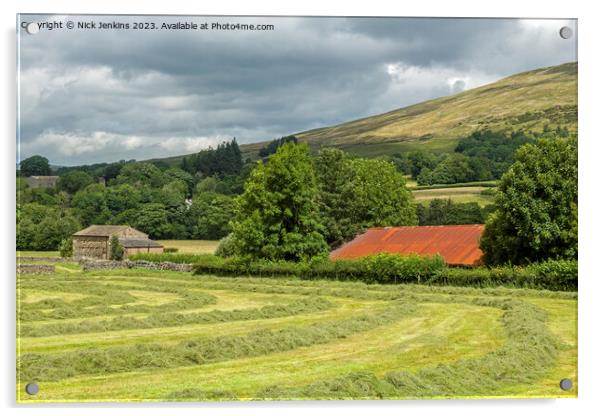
240;62;576;158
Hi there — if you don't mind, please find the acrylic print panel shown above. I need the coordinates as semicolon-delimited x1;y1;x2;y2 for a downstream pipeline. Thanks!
16;15;578;402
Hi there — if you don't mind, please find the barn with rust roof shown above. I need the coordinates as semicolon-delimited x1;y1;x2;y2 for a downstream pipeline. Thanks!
72;225;163;259
330;224;485;267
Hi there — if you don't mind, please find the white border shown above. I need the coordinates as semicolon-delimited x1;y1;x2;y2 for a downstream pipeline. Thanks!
2;1;601;415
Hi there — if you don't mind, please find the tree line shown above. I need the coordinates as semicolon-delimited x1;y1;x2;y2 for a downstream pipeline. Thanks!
17;131;577;267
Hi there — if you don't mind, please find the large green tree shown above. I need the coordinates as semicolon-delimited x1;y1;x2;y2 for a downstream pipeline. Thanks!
20;155;52;177
72;184;110;226
316;148;417;247
480;137;578;265
230;142;328;261
57;170;94;194
17;203;80;250
191;192;235;239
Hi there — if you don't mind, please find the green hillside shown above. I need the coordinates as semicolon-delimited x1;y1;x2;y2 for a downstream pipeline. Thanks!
239;62;576;159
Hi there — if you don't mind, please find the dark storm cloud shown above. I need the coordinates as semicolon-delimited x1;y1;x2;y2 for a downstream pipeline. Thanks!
17;15;576;165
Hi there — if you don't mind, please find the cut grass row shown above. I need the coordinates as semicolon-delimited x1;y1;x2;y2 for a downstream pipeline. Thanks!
253;298;559;400
21;296;335;337
19;299;417;382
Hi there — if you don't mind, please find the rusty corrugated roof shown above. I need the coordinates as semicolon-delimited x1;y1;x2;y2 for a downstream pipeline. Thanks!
330;224;485;266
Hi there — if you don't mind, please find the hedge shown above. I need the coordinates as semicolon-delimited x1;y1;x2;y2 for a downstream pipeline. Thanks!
428;259;577;291
129;253;214;264
192;254;577;291
194;254;446;284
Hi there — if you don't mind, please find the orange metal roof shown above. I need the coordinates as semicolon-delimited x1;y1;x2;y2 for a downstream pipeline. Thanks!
329;224;485;266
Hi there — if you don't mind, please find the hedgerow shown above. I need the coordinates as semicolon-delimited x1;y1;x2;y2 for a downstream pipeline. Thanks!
429;259;577;291
191;254;577;291
193;253;446;284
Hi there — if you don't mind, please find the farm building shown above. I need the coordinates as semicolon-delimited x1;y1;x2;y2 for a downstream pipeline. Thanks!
72;225;163;259
25;175;59;189
330;224;485;267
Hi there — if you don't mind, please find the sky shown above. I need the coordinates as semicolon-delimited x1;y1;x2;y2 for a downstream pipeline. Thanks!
17;16;577;166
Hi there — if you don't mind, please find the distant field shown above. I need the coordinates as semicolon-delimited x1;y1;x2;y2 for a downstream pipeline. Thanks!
17;267;577;402
17;251;59;258
157;240;220;254
412;187;494;207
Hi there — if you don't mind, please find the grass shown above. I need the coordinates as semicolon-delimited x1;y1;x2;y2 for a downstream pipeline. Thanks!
156;240;219;254
16;268;577;402
17;251;59;257
412;186;495;207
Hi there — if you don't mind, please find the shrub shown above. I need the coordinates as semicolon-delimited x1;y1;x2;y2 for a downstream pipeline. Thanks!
214;234;236;258
164;247;179;253
109;235;124;261
58;238;73;258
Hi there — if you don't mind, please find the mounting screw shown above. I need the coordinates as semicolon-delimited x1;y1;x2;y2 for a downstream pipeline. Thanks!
559;378;573;391
559;26;573;40
25;382;39;395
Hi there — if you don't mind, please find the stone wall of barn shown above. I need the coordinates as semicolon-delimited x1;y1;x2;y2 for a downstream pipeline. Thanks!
73;236;109;259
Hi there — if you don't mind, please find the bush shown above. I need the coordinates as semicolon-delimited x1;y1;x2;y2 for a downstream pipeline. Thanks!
109;235;124;261
58;238;73;258
164;247;179;253
214;234;236;258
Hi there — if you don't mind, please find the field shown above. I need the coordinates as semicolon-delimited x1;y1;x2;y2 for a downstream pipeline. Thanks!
412;187;494;206
157;240;220;254
17;263;577;402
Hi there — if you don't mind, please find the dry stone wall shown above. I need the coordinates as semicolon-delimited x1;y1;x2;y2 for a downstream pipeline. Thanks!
80;259;192;272
17;264;55;274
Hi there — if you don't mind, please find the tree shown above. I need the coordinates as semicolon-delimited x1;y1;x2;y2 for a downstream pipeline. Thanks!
164;168;195;196
229;142;328;261
315;149;417;247
59;238;73;257
17;203;81;250
480;137;577;265
114;162;167;188
416;199;486;225
425;154;474;185
315;148;356;246
258;135;298;158
109;235;124;260
106;184;141;214
408;151;438;179
190;192;235;239
132;203;170;239
20;155;52;177
57;170;94;194
346;158;417;231
72;184;110;226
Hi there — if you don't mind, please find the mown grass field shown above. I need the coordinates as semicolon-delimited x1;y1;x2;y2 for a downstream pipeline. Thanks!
17;261;577;402
412;187;494;206
157;240;220;254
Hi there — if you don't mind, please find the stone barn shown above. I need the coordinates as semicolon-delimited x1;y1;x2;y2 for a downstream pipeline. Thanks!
25;175;59;189
72;225;163;259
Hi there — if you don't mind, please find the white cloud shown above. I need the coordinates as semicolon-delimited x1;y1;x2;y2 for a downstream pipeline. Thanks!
21;131;224;163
